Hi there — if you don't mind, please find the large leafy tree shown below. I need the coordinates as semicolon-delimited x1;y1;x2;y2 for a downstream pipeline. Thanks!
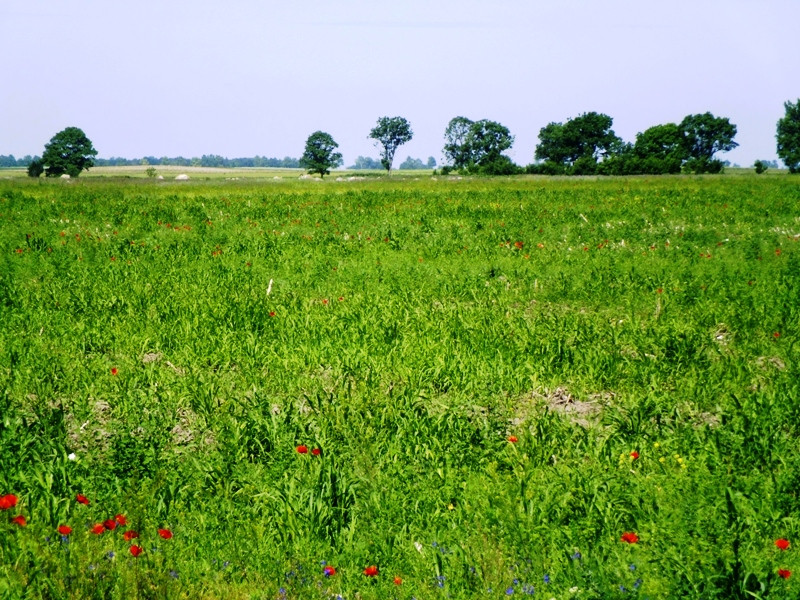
631;123;687;174
299;131;342;178
534;112;621;173
442;117;515;173
41;127;98;177
679;112;738;173
776;99;800;173
369;116;413;173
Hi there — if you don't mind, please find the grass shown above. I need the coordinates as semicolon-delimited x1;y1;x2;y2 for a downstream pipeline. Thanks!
0;174;798;599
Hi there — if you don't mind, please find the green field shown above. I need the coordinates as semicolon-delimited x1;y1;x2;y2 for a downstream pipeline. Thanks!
0;175;798;599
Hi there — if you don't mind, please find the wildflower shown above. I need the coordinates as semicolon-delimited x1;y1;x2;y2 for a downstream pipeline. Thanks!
543;574;551;583
269;311;276;317
11;515;27;527
115;514;127;526
776;538;791;551
778;569;791;579
111;367;118;376
123;530;139;541
323;566;336;577
621;532;639;544
571;552;582;560
393;576;403;585
296;445;308;454
130;545;143;557
76;494;90;506
514;241;524;250
158;528;173;539
103;519;117;530
58;525;72;536
774;332;780;338
322;299;329;305
338;296;344;302
67;453;77;461
364;565;378;577
630;451;639;459
508;435;518;443
0;494;18;510
91;524;105;535
311;448;321;456
106;551;115;560
169;570;179;579
506;588;514;595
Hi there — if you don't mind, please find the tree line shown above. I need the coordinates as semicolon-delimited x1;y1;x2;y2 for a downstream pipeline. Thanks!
15;99;800;178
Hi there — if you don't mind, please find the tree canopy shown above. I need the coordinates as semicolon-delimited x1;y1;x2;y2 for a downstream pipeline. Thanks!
442;117;515;174
41;127;98;177
369;117;413;173
299;131;342;178
679;112;738;173
776;99;800;173
534;112;621;174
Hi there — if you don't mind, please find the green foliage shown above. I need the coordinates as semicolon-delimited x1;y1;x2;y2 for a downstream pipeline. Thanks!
299;131;343;178
348;156;383;170
40;126;98;177
679;112;738;172
753;160;768;174
0;177;798;599
442;117;516;174
776;99;800;173
27;158;44;178
534;112;622;173
368;116;413;172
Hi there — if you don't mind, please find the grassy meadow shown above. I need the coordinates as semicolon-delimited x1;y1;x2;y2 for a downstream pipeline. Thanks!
0;174;798;599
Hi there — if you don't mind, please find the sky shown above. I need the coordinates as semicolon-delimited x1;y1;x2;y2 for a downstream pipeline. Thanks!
1;0;798;167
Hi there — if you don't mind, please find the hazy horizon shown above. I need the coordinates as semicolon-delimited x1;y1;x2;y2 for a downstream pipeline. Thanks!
2;0;798;167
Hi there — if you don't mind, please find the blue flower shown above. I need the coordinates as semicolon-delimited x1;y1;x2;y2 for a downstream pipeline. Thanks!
629;564;636;571
505;587;514;595
543;574;551;584
105;551;115;560
169;570;179;579
571;551;582;560
634;578;642;589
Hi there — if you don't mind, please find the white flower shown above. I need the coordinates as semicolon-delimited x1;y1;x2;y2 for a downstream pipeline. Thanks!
67;453;77;461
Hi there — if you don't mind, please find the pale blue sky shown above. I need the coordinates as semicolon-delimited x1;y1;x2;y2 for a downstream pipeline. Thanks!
1;0;797;166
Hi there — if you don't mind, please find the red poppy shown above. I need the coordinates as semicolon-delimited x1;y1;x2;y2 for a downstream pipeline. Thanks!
103;519;117;531
311;448;321;456
393;576;403;585
514;241;524;250
158;528;173;540
58;525;72;536
338;296;344;302
323;566;336;577
364;565;379;577
776;538;791;551
76;494;90;506
296;445;308;454
508;436;518;443
621;532;639;544
11;515;27;527
111;367;118;376
130;545;143;557
778;569;791;579
0;494;18;510
269;311;276;317
774;332;780;338
123;530;139;541
115;514;127;526
630;451;639;459
91;523;105;535
322;299;329;305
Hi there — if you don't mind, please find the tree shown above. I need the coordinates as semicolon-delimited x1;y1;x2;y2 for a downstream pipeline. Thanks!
27;158;44;178
534;112;621;173
369;116;413;173
442;118;515;173
426;156;436;169
679;112;738;173
631;123;686;174
299;131;343;178
776;99;800;173
41;127;98;177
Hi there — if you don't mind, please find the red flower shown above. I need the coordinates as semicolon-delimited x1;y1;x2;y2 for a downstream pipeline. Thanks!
364;565;379;577
103;519;117;531
91;523;105;535
58;525;72;536
311;448;321;456
115;514;127;526
0;494;18;510
322;299;329;305
778;569;791;579
76;494;90;506
11;515;27;527
508;436;518;443
774;332;780;338
621;532;639;544
323;566;336;577
630;451;639;459
130;545;143;557
338;296;344;302
123;530;139;541
111;367;118;376
158;528;173;539
514;241;524;250
269;311;276;317
296;445;308;454
393;576;403;585
776;538;791;551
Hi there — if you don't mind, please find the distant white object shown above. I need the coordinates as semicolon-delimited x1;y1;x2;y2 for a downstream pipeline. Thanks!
157;175;164;180
298;174;312;180
273;176;281;180
60;174;70;179
175;174;189;181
